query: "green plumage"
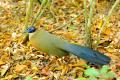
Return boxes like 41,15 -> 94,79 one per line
29,29 -> 69,57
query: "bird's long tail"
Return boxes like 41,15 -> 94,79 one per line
62,43 -> 111,66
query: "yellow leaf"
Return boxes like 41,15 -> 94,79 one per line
61,65 -> 69,75
64,32 -> 77,40
45,25 -> 54,31
69,60 -> 86,67
107,48 -> 114,53
103,28 -> 111,35
0,60 -> 5,65
15,64 -> 27,73
98,19 -> 103,29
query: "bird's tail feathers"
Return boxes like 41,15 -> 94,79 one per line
62,44 -> 111,66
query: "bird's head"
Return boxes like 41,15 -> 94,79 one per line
26,26 -> 36,33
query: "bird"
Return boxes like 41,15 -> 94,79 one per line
26,26 -> 111,66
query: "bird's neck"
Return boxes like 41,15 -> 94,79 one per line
29,32 -> 35,40
28,29 -> 46,39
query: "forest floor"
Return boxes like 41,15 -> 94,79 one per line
0,0 -> 120,80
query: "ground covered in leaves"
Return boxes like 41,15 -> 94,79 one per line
0,0 -> 120,80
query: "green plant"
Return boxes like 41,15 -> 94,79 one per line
75,65 -> 117,80
25,76 -> 32,80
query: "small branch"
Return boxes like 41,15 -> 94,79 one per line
83,0 -> 88,47
31,0 -> 49,26
85,0 -> 96,48
24,0 -> 34,30
49,0 -> 58,23
83,0 -> 88,28
22,0 -> 34,44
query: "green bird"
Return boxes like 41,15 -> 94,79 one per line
26,26 -> 111,66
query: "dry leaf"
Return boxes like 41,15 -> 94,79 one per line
61,65 -> 69,75
64,31 -> 77,40
1,64 -> 10,77
15,64 -> 27,73
69,60 -> 86,67
103,27 -> 112,35
41,67 -> 50,76
0,60 -> 5,66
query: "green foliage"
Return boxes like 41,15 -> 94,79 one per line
84,67 -> 100,77
38,0 -> 48,7
75,65 -> 117,80
25,76 -> 32,80
100,65 -> 109,74
38,0 -> 43,4
75,77 -> 87,80
68,25 -> 77,30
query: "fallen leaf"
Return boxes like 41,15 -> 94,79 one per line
1,64 -> 10,77
61,65 -> 69,75
41,67 -> 50,76
0,60 -> 5,66
15,64 -> 27,73
64,31 -> 77,40
103,27 -> 112,35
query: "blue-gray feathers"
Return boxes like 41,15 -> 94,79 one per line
62,44 -> 111,66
